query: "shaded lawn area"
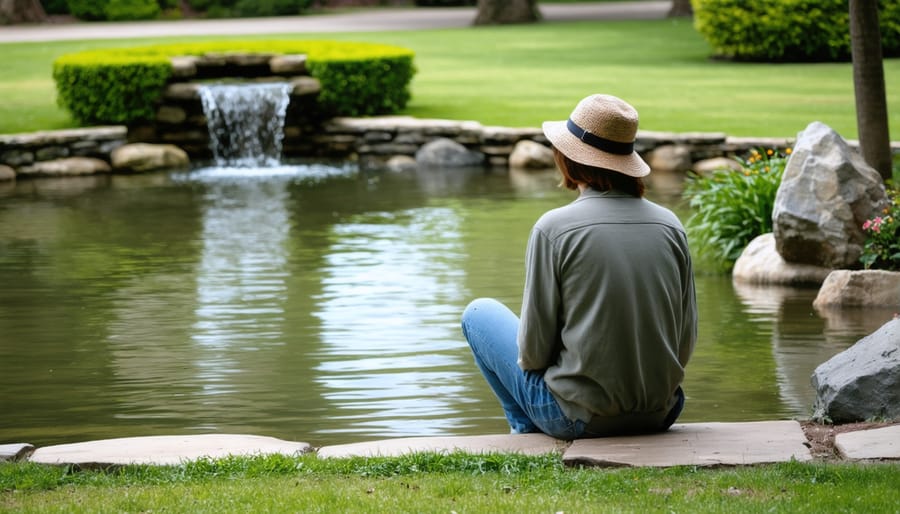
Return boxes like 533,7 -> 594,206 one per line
2,453 -> 900,513
0,18 -> 897,139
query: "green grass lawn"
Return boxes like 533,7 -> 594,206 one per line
1,17 -> 897,138
3,453 -> 900,513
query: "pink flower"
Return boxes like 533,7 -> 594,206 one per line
863,219 -> 872,230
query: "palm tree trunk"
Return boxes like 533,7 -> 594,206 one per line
850,0 -> 892,181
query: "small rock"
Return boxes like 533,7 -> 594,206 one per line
647,144 -> 692,173
415,138 -> 484,168
385,155 -> 417,172
289,76 -> 321,97
732,233 -> 832,286
169,56 -> 198,78
111,143 -> 190,173
691,157 -> 743,176
17,157 -> 111,177
156,106 -> 187,125
813,269 -> 900,309
508,140 -> 555,169
270,54 -> 307,75
0,164 -> 15,181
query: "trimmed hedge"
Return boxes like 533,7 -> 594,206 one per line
53,41 -> 415,126
692,0 -> 900,62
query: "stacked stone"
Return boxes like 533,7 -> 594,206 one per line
0,126 -> 126,180
133,53 -> 320,159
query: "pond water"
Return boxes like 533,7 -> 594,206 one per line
0,163 -> 894,447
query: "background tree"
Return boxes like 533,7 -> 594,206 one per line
0,0 -> 47,23
850,0 -> 892,181
669,0 -> 692,17
473,0 -> 540,25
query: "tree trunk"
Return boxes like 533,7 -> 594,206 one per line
0,0 -> 46,24
850,0 -> 892,181
473,0 -> 540,25
668,0 -> 693,17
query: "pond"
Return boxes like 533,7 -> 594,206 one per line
0,163 -> 894,447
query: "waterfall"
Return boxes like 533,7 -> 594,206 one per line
198,82 -> 292,168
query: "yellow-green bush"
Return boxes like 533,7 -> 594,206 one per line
53,40 -> 415,126
692,0 -> 900,62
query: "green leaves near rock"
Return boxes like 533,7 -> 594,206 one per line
684,148 -> 789,271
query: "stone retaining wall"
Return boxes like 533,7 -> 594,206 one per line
2,118 -> 894,182
129,53 -> 321,159
0,126 -> 127,179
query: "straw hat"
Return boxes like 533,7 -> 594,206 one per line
542,94 -> 650,178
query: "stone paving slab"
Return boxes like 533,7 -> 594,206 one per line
563,421 -> 812,468
0,443 -> 34,462
317,433 -> 567,459
28,434 -> 311,467
835,425 -> 900,460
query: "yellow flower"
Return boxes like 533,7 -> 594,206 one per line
785,148 -> 792,155
767,149 -> 774,156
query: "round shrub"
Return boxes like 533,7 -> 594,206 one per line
53,41 -> 415,126
41,0 -> 70,15
66,0 -> 107,20
692,0 -> 900,62
105,0 -> 161,21
66,0 -> 164,21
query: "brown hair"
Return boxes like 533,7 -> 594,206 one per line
553,148 -> 645,197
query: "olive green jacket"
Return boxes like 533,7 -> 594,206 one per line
518,188 -> 697,431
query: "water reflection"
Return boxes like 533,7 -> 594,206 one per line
0,164 -> 890,447
732,281 -> 896,415
314,207 -> 474,437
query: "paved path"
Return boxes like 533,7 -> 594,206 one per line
0,2 -> 669,43
6,422 -> 899,468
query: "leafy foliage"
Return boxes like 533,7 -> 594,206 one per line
860,187 -> 900,270
308,58 -> 415,117
64,0 -> 170,20
53,56 -> 172,125
52,41 -> 415,126
104,0 -> 162,21
684,148 -> 790,271
202,0 -> 313,18
692,0 -> 900,61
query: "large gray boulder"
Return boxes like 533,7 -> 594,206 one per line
772,122 -> 888,268
732,233 -> 832,286
415,138 -> 484,167
111,143 -> 189,173
811,318 -> 900,422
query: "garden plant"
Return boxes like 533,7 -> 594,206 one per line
52,40 -> 416,125
683,148 -> 790,271
860,186 -> 900,270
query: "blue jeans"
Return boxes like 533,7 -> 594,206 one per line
461,298 -> 684,440
461,298 -> 585,439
